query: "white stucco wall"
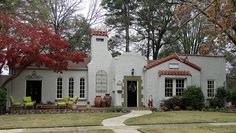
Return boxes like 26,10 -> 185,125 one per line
182,56 -> 226,98
9,69 -> 88,104
112,52 -> 147,106
145,59 -> 201,107
87,35 -> 113,105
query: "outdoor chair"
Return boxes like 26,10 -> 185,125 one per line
68,96 -> 78,109
9,96 -> 21,109
57,96 -> 70,109
23,96 -> 35,109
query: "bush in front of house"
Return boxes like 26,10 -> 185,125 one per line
0,88 -> 7,114
163,96 -> 182,110
208,98 -> 224,108
208,87 -> 230,108
215,87 -> 230,101
109,106 -> 130,113
230,89 -> 236,105
182,86 -> 204,110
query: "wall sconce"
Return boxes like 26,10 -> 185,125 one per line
131,68 -> 134,76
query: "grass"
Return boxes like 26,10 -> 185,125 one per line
125,111 -> 236,125
138,126 -> 236,133
0,112 -> 123,129
43,129 -> 114,133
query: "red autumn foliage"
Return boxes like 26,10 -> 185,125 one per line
0,13 -> 84,87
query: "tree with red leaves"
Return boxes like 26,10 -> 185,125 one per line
0,13 -> 84,88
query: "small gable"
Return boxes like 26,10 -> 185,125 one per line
146,54 -> 201,71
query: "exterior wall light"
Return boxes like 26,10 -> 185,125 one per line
131,68 -> 134,76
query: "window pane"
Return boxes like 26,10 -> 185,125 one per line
165,79 -> 173,97
207,80 -> 215,97
69,78 -> 74,98
80,78 -> 85,98
57,78 -> 62,98
176,79 -> 184,96
96,70 -> 107,93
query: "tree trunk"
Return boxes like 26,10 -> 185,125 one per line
151,29 -> 156,60
124,1 -> 130,52
147,30 -> 150,60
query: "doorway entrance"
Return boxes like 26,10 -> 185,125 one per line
127,81 -> 137,107
26,80 -> 42,104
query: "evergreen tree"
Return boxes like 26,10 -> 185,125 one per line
101,0 -> 137,52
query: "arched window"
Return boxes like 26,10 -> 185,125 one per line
57,78 -> 62,98
69,78 -> 74,98
80,78 -> 85,98
96,70 -> 107,93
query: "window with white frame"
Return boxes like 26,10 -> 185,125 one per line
207,80 -> 215,97
165,78 -> 186,97
165,79 -> 173,97
57,78 -> 62,98
80,78 -> 85,98
69,78 -> 74,98
96,70 -> 107,93
176,79 -> 184,96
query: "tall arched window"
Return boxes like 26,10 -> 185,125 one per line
57,78 -> 62,98
69,78 -> 74,98
80,78 -> 85,98
96,70 -> 107,93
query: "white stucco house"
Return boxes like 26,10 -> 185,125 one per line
3,31 -> 226,108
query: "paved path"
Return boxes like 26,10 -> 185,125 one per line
102,110 -> 152,133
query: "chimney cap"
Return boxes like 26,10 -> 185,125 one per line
91,30 -> 107,36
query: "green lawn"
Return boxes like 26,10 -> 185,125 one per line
139,126 -> 236,133
45,129 -> 114,133
0,112 -> 123,129
125,111 -> 236,125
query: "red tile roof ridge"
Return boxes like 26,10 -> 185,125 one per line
91,30 -> 107,36
158,70 -> 191,77
147,53 -> 201,71
181,54 -> 225,57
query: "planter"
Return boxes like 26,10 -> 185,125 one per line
104,94 -> 112,107
95,96 -> 102,107
162,106 -> 168,112
101,99 -> 107,107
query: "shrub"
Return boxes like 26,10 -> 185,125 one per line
215,87 -> 230,102
183,86 -> 204,110
0,88 -> 7,114
109,106 -> 130,113
230,89 -> 236,105
209,87 -> 230,108
163,96 -> 182,110
150,107 -> 158,112
208,98 -> 224,108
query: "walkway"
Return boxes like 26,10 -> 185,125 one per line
102,110 -> 152,133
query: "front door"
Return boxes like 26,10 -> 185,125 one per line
127,81 -> 137,107
26,80 -> 42,104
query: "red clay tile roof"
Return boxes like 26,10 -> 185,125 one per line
181,54 -> 225,57
91,30 -> 107,36
158,70 -> 191,77
146,54 -> 201,71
